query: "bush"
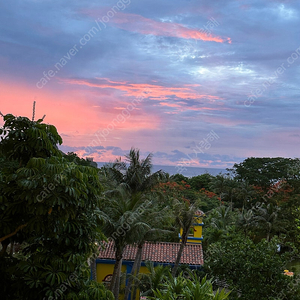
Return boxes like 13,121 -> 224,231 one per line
205,235 -> 300,300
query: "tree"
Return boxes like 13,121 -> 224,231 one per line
280,194 -> 300,247
206,235 -> 300,300
209,175 -> 228,203
0,113 -> 62,165
189,173 -> 214,191
149,270 -> 230,300
134,262 -> 170,298
100,186 -> 153,299
170,173 -> 189,185
171,200 -> 200,276
233,181 -> 256,209
124,203 -> 172,300
197,188 -> 220,212
154,180 -> 193,208
236,208 -> 254,237
223,179 -> 238,208
203,206 -> 235,247
107,148 -> 165,194
64,151 -> 98,167
0,113 -> 111,299
102,148 -> 166,298
251,203 -> 286,242
209,206 -> 234,230
232,157 -> 300,189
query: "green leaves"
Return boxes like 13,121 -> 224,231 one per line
148,271 -> 230,300
0,114 -> 62,165
205,235 -> 298,300
232,157 -> 300,188
44,266 -> 68,286
0,113 -> 108,299
82,281 -> 114,299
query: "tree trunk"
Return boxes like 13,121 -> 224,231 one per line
90,257 -> 97,281
9,241 -> 14,256
266,222 -> 272,242
267,232 -> 270,242
110,247 -> 123,299
113,257 -> 123,300
172,233 -> 187,277
131,244 -> 144,300
124,243 -> 143,300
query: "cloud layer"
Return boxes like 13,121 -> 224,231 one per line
0,0 -> 300,168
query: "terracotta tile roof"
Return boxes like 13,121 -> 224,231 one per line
98,241 -> 203,266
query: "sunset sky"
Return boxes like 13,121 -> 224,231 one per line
1,0 -> 300,168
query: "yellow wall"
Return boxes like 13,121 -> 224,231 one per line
193,216 -> 203,239
192,225 -> 203,239
194,215 -> 203,225
180,215 -> 203,244
139,265 -> 149,275
97,263 -> 127,282
97,262 -> 150,299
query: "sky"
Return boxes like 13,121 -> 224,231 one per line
0,0 -> 300,169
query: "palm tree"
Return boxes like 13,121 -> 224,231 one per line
171,200 -> 199,276
101,148 -> 166,298
108,148 -> 165,194
210,205 -> 233,230
134,262 -> 170,298
101,186 -> 152,299
209,175 -> 228,203
236,208 -> 254,237
234,181 -> 255,209
124,204 -> 172,300
204,206 -> 234,245
251,203 -> 285,242
223,179 -> 238,208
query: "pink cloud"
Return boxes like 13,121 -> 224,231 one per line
74,145 -> 232,169
84,10 -> 231,43
59,77 -> 221,102
0,80 -> 160,148
0,81 -> 101,134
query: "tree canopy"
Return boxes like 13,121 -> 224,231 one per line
0,113 -> 111,299
232,157 -> 300,188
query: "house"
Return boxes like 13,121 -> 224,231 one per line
179,209 -> 204,244
95,210 -> 204,298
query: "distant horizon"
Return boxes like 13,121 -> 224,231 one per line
96,161 -> 227,169
96,161 -> 227,177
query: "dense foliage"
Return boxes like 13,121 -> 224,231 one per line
232,157 -> 300,188
0,114 -> 112,299
206,235 -> 300,300
134,262 -> 230,300
1,113 -> 300,299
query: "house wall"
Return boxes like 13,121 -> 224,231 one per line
96,261 -> 127,282
179,215 -> 203,244
96,260 -> 150,299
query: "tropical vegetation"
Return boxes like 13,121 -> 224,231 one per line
1,113 -> 300,299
